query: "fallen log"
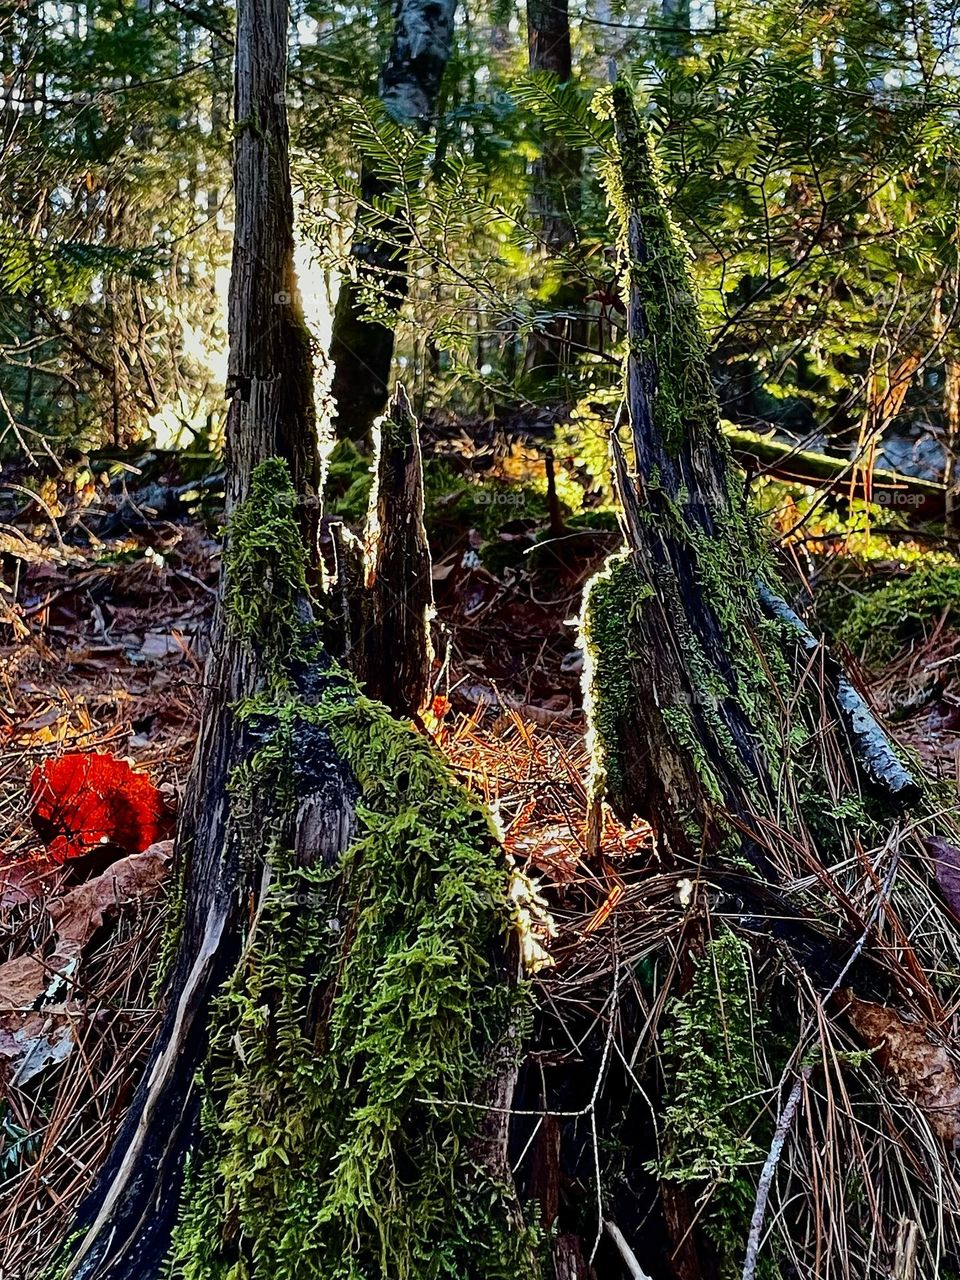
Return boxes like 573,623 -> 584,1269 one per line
725,423 -> 946,522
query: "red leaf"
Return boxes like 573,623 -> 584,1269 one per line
29,753 -> 174,863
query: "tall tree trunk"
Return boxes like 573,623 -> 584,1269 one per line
329,0 -> 456,443
58,4 -> 326,1275
524,0 -> 583,389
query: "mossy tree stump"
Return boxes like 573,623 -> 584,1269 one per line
578,84 -> 949,1280
59,6 -> 531,1278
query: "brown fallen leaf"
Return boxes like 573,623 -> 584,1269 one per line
841,989 -> 960,1146
0,846 -> 171,1007
924,834 -> 960,924
0,857 -> 68,909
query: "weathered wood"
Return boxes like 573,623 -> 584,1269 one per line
59,5 -> 336,1276
352,383 -> 434,718
584,87 -> 918,860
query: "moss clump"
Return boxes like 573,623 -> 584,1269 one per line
653,928 -> 780,1277
167,457 -> 537,1280
580,552 -> 652,809
837,564 -> 960,666
224,458 -> 314,672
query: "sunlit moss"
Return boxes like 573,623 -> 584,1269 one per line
166,457 -> 539,1280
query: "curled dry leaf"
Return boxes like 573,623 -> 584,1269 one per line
841,989 -> 960,1146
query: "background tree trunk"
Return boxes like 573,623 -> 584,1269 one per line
524,0 -> 583,388
329,0 -> 456,442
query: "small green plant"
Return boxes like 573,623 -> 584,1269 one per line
838,564 -> 960,666
654,928 -> 776,1274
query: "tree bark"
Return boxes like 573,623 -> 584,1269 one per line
524,0 -> 583,387
584,86 -> 918,862
580,84 -> 931,1278
58,4 -> 331,1275
352,383 -> 434,718
329,0 -> 456,442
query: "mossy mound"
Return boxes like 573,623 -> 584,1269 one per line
167,459 -> 538,1280
836,563 -> 960,666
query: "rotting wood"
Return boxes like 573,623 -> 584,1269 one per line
353,383 -> 434,719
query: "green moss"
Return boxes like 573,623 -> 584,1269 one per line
599,83 -> 721,457
580,552 -> 652,809
837,564 -> 960,666
224,458 -> 314,676
653,928 -> 781,1278
166,458 -> 538,1280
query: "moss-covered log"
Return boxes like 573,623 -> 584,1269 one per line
724,423 -> 946,522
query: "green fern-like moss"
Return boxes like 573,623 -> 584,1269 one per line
838,564 -> 960,666
166,458 -> 538,1280
653,928 -> 782,1278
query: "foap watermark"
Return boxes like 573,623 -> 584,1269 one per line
474,489 -> 527,509
871,488 -> 930,510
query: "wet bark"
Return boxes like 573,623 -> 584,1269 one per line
329,0 -> 456,442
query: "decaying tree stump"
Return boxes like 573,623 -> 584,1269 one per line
577,84 -> 960,1280
59,6 -> 528,1279
352,383 -> 434,719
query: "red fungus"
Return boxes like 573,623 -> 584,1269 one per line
29,753 -> 173,864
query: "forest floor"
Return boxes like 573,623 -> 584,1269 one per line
1,433 -> 960,1275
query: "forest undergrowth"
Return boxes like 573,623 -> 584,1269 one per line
1,429 -> 960,1277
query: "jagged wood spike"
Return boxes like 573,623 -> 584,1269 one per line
578,81 -> 927,1280
355,382 -> 434,719
583,84 -> 916,842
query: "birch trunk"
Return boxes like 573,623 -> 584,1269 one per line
329,0 -> 456,442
